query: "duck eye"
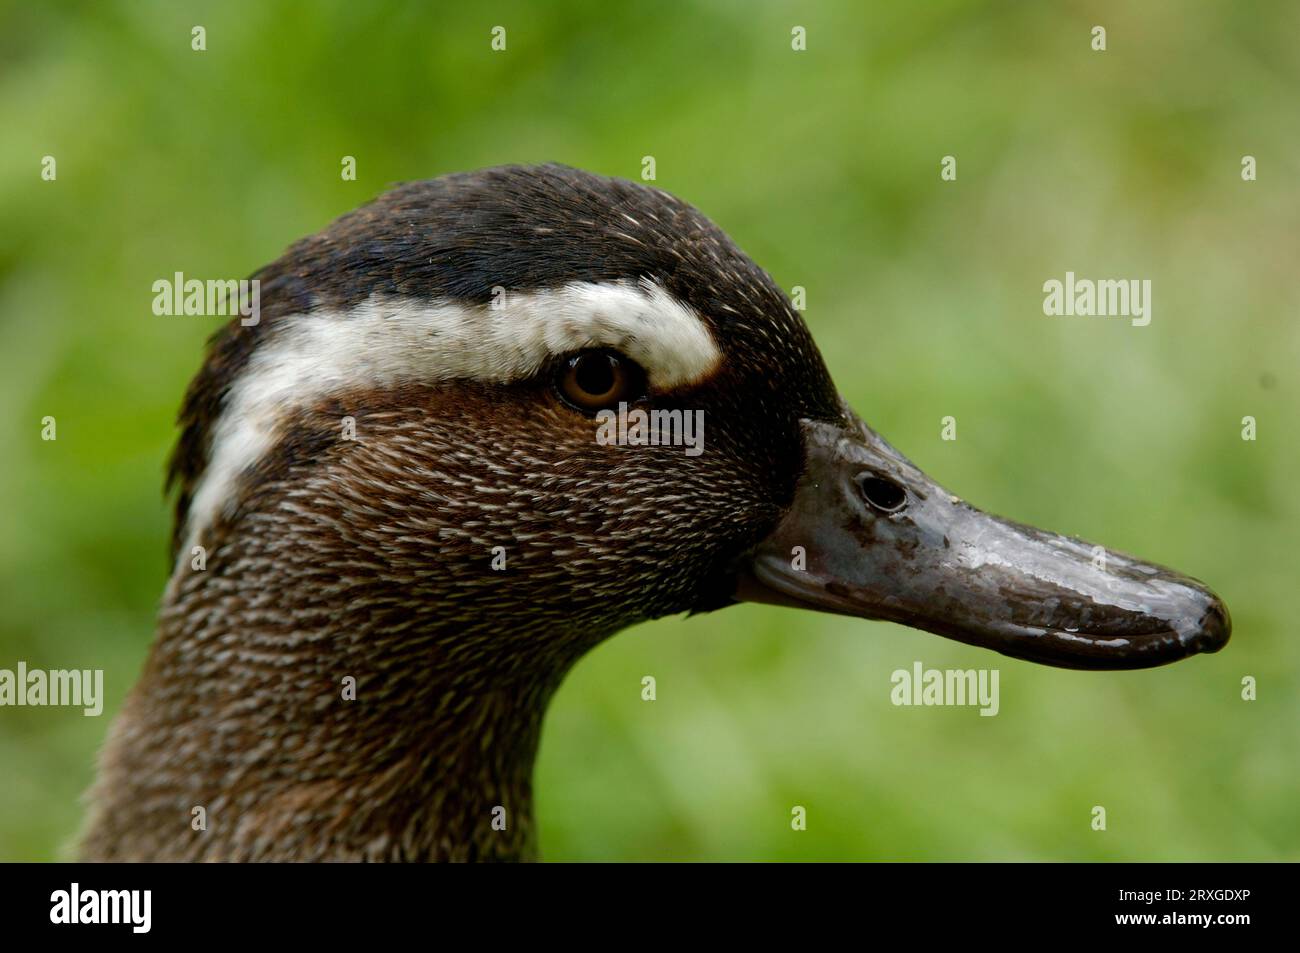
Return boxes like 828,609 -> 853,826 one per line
857,473 -> 907,513
558,350 -> 644,411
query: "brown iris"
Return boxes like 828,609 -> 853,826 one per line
558,350 -> 646,412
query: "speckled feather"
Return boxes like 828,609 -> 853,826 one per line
81,165 -> 843,861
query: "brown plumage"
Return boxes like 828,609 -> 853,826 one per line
81,166 -> 837,861
82,164 -> 1229,862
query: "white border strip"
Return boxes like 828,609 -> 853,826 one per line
178,278 -> 721,561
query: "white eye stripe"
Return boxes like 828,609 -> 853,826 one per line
176,279 -> 721,566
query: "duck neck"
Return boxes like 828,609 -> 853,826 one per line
82,556 -> 598,862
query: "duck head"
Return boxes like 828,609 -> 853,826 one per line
85,164 -> 1228,861
169,163 -> 1228,668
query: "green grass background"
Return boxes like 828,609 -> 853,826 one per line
1,0 -> 1296,861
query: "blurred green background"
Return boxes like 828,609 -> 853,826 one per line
1,0 -> 1296,861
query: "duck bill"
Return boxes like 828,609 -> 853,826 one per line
736,410 -> 1230,670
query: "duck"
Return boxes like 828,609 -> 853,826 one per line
80,163 -> 1230,862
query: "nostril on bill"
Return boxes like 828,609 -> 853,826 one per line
856,473 -> 907,513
